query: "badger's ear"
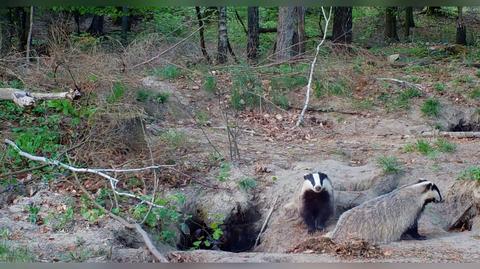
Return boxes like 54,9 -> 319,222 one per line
303,173 -> 310,180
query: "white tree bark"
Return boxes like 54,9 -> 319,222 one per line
295,7 -> 332,127
0,88 -> 81,107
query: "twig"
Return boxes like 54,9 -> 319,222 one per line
66,158 -> 168,263
4,139 -> 165,209
129,26 -> 203,69
134,223 -> 169,262
376,77 -> 424,91
140,120 -> 159,225
88,165 -> 175,173
254,196 -> 279,249
26,6 -> 34,63
296,7 -> 332,127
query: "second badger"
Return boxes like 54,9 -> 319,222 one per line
300,172 -> 335,234
330,179 -> 443,244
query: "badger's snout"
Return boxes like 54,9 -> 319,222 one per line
314,186 -> 322,192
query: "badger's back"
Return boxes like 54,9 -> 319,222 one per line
331,187 -> 423,244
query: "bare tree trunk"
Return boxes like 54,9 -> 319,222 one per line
385,7 -> 399,42
247,6 -> 259,62
26,6 -> 33,63
456,6 -> 466,45
15,7 -> 28,52
293,6 -> 305,55
404,7 -> 415,38
0,9 -> 13,56
87,15 -> 104,36
195,6 -> 211,64
216,6 -> 228,64
276,6 -> 305,61
121,6 -> 130,45
332,7 -> 353,43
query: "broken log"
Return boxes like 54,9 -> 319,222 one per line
0,88 -> 81,107
421,131 -> 480,138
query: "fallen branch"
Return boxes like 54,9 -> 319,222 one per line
296,7 -> 332,127
4,139 -> 164,209
376,77 -> 424,91
254,196 -> 279,249
421,131 -> 480,138
66,160 -> 169,263
0,88 -> 81,107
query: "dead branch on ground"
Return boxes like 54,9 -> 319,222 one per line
4,139 -> 167,209
421,131 -> 480,138
66,157 -> 169,263
0,88 -> 81,107
376,77 -> 424,91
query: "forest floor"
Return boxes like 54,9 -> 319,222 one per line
2,17 -> 480,261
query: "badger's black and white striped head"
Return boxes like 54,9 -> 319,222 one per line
412,180 -> 443,204
302,172 -> 333,194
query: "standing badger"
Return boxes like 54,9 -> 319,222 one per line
330,179 -> 442,244
300,172 -> 335,234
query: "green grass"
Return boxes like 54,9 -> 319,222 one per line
238,177 -> 257,192
434,138 -> 457,153
203,75 -> 217,93
154,92 -> 170,104
271,90 -> 290,109
404,139 -> 456,156
217,161 -> 231,182
458,166 -> 480,181
476,70 -> 480,78
416,139 -> 436,156
377,156 -> 403,174
314,78 -> 352,98
469,88 -> 480,100
0,241 -> 35,262
160,129 -> 188,149
107,82 -> 126,103
151,65 -> 182,80
380,87 -> 422,111
433,82 -> 445,92
136,89 -> 151,102
421,98 -> 441,117
136,89 -> 170,104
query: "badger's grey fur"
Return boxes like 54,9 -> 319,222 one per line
330,179 -> 442,244
300,172 -> 335,234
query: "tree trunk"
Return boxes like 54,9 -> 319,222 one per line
247,6 -> 259,62
293,6 -> 305,55
404,7 -> 415,38
121,6 -> 130,45
385,7 -> 399,42
195,7 -> 211,64
332,7 -> 353,44
87,15 -> 104,36
456,6 -> 466,45
0,9 -> 13,56
15,7 -> 28,52
276,6 -> 305,61
216,6 -> 228,64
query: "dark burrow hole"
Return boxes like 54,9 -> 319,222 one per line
178,205 -> 262,252
448,119 -> 480,132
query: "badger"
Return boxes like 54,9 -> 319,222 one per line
300,172 -> 335,234
330,179 -> 443,244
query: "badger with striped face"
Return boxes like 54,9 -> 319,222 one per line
300,172 -> 335,234
331,179 -> 443,244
